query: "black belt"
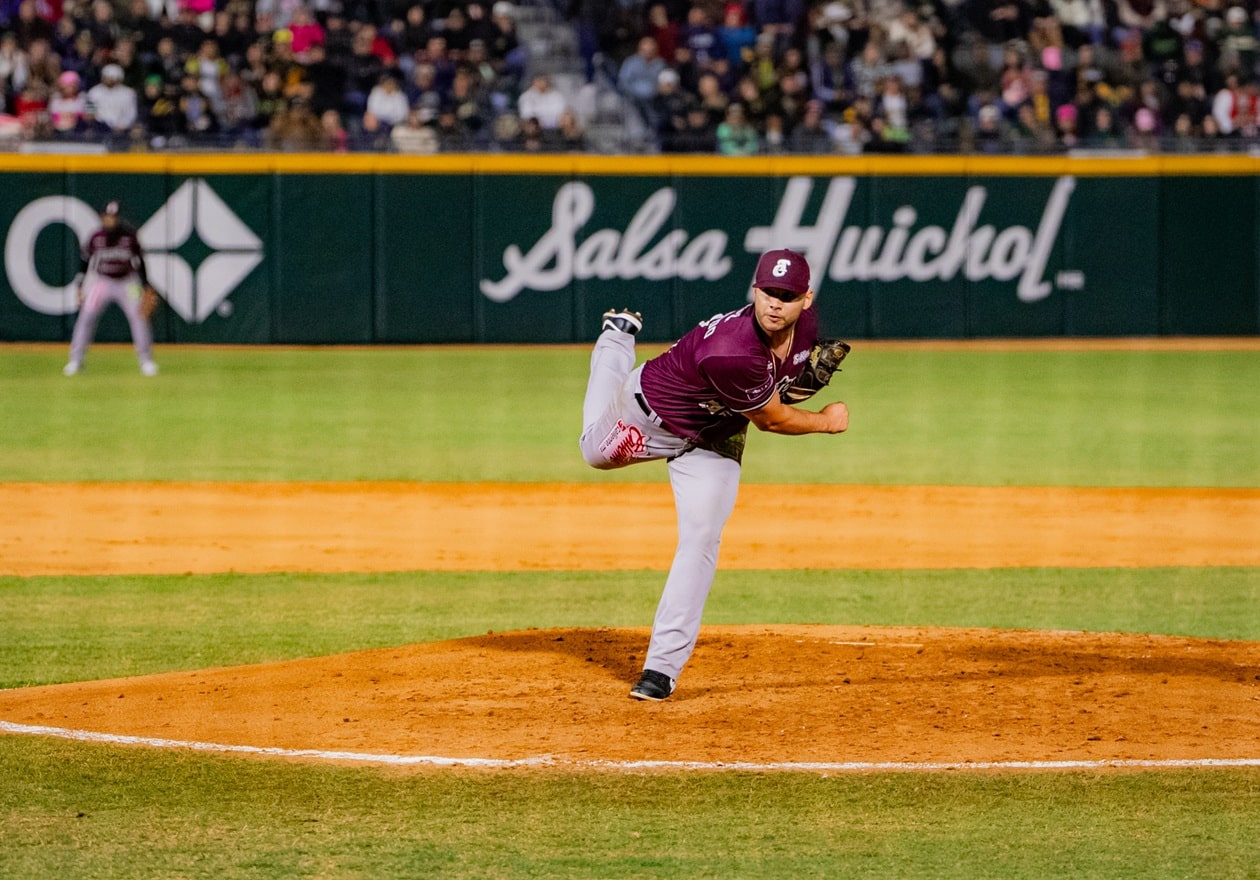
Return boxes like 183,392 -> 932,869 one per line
635,392 -> 662,426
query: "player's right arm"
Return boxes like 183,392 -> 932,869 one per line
747,397 -> 848,435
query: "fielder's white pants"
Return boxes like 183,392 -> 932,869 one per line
580,328 -> 742,682
68,271 -> 153,367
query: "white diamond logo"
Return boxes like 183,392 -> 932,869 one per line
139,179 -> 263,324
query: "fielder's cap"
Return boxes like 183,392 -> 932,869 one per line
103,200 -> 121,216
753,248 -> 811,295
102,63 -> 124,81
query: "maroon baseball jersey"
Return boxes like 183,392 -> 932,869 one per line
82,226 -> 147,281
640,304 -> 821,449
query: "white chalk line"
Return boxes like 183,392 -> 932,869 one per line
4,720 -> 1260,773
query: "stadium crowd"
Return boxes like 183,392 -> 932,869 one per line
1,0 -> 1258,153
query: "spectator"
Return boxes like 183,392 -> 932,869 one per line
48,69 -> 84,133
111,38 -> 146,92
14,79 -> 49,137
343,28 -> 385,113
288,5 -> 324,56
266,96 -> 325,149
716,101 -> 759,154
695,70 -> 729,126
550,106 -> 586,150
788,98 -> 832,151
719,2 -> 756,64
140,78 -> 185,141
677,4 -> 727,79
123,0 -> 163,58
488,1 -> 524,89
810,40 -> 847,107
874,75 -> 910,135
86,62 -> 136,134
516,73 -> 567,128
321,107 -> 348,151
513,113 -> 545,150
217,70 -> 257,135
179,75 -> 219,138
391,106 -> 438,151
185,39 -> 227,114
149,36 -> 184,85
1212,72 -> 1247,135
646,3 -> 678,67
253,69 -> 287,128
400,4 -> 430,56
363,72 -> 408,131
13,0 -> 54,48
887,7 -> 936,61
967,0 -> 1035,45
447,67 -> 491,143
848,40 -> 890,101
0,31 -> 27,94
972,102 -> 1006,152
407,61 -> 442,119
442,6 -> 473,58
301,42 -> 346,115
86,0 -> 119,53
619,36 -> 667,122
1049,0 -> 1106,48
662,102 -> 718,152
747,31 -> 781,93
435,105 -> 477,151
323,13 -> 353,61
1013,101 -> 1057,149
212,12 -> 249,68
651,66 -> 691,142
1054,101 -> 1080,147
1086,103 -> 1122,146
1218,5 -> 1258,77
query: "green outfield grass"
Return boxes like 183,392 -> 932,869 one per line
2,344 -> 1258,486
3,736 -> 1258,880
2,342 -> 1259,878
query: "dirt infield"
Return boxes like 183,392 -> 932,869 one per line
2,626 -> 1258,767
2,481 -> 1258,769
4,482 -> 1260,576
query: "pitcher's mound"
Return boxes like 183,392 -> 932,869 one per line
2,626 -> 1258,769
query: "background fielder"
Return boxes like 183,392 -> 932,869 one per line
63,200 -> 160,377
580,248 -> 850,701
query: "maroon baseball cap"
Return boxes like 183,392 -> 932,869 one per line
753,248 -> 811,294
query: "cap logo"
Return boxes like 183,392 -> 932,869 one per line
772,258 -> 791,278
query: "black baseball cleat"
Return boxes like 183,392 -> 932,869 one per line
601,308 -> 643,336
629,669 -> 675,702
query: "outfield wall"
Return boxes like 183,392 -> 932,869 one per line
1,154 -> 1257,344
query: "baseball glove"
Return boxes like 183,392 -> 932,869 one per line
781,338 -> 851,404
140,284 -> 161,320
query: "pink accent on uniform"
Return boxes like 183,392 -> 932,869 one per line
599,419 -> 646,464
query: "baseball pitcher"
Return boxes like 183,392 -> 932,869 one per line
580,248 -> 850,701
63,200 -> 160,377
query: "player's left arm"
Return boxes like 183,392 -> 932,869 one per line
130,232 -> 160,318
747,396 -> 848,435
130,231 -> 150,287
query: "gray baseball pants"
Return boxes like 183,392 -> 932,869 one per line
580,328 -> 742,682
68,272 -> 153,367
